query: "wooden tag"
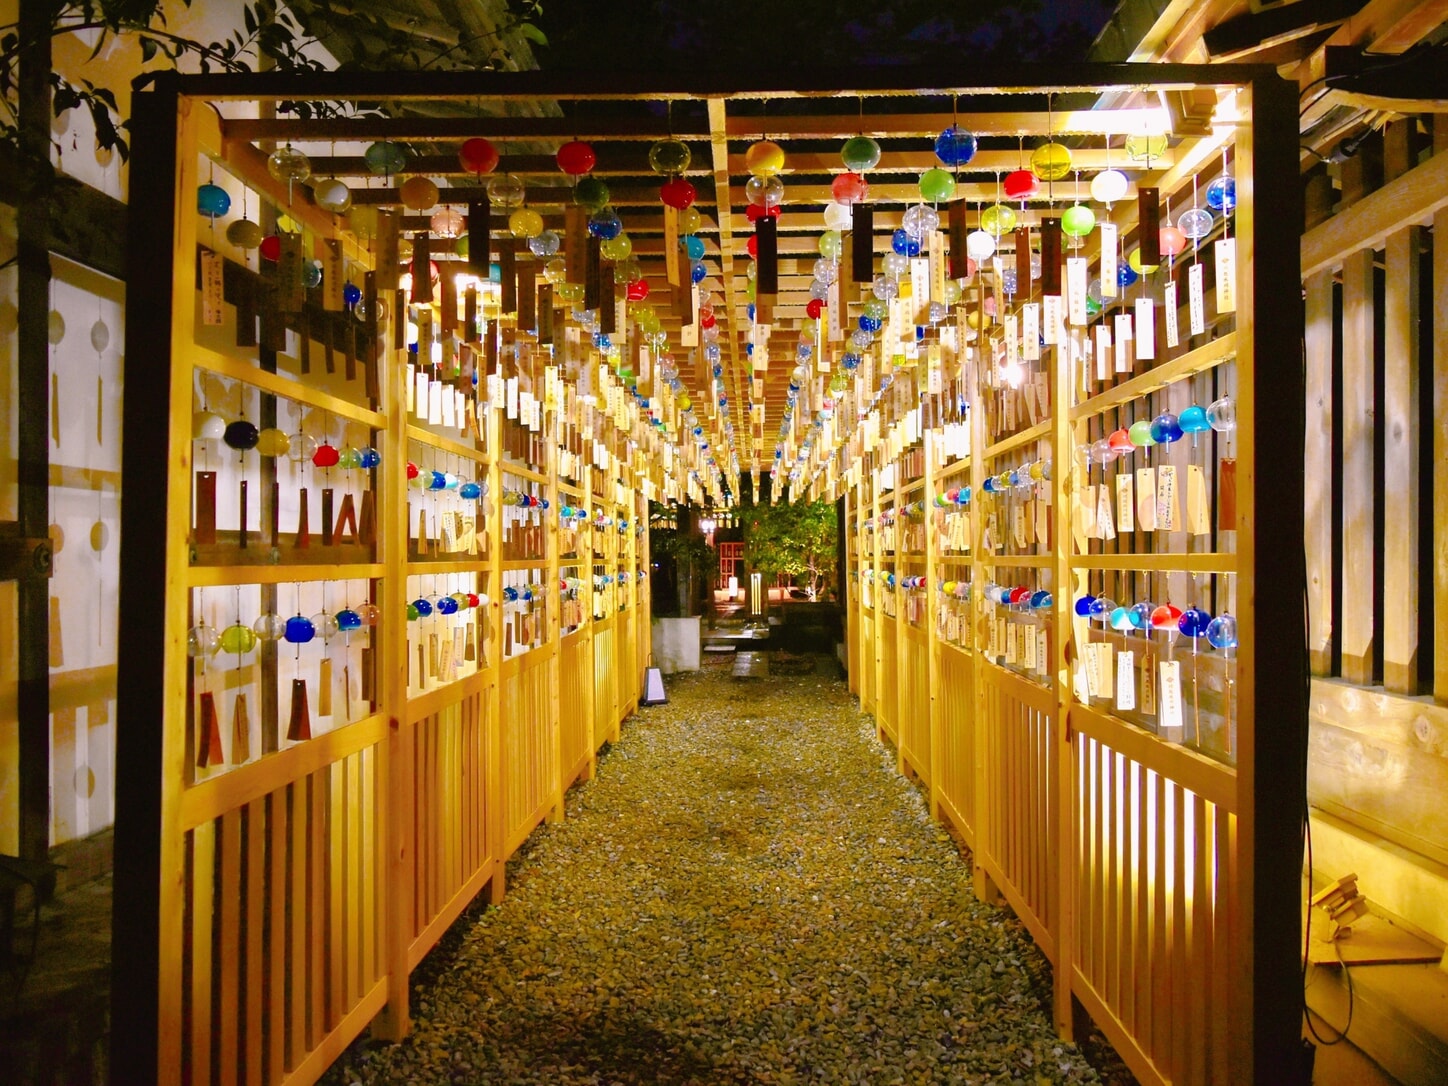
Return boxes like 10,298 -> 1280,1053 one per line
201,250 -> 224,326
230,693 -> 250,764
1188,262 -> 1205,335
1186,464 -> 1210,536
1219,458 -> 1238,527
1214,238 -> 1236,313
1164,281 -> 1179,348
1159,660 -> 1183,731
318,657 -> 332,716
194,471 -> 217,544
1096,482 -> 1116,540
1156,463 -> 1179,531
1085,639 -> 1105,697
1116,651 -> 1136,711
1135,468 -> 1157,532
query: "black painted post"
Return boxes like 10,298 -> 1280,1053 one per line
111,72 -> 181,1086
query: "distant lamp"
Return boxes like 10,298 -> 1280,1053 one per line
642,658 -> 668,705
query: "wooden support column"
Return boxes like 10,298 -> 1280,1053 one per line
374,188 -> 412,1041
925,429 -> 942,822
1304,269 -> 1334,676
1339,246 -> 1376,685
15,0 -> 53,866
1436,126 -> 1448,701
486,405 -> 506,903
546,401 -> 564,824
1382,225 -> 1421,692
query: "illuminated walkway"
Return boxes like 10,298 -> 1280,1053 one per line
324,657 -> 1101,1085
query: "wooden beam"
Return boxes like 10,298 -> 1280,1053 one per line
224,105 -> 1173,145
1340,246 -> 1376,686
1364,0 -> 1448,53
1202,0 -> 1360,62
1301,144 -> 1448,278
307,147 -> 1173,179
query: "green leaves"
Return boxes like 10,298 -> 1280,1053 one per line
744,499 -> 838,597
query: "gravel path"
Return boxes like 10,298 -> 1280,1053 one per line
326,657 -> 1101,1085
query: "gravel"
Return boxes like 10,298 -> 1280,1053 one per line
324,656 -> 1103,1085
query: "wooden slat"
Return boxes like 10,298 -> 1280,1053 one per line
243,799 -> 265,1086
1382,225 -> 1421,692
217,808 -> 241,1086
190,821 -> 216,1086
1304,269 -> 1335,675
1340,247 -> 1376,685
266,789 -> 287,1083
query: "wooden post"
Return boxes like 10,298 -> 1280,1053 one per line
1339,245 -> 1376,685
1382,225 -> 1421,693
925,429 -> 942,821
546,399 -> 565,824
15,0 -> 53,867
112,73 -> 195,1084
374,167 -> 413,1041
1304,269 -> 1334,676
1051,299 -> 1077,1040
1240,73 -> 1309,1086
486,405 -> 506,904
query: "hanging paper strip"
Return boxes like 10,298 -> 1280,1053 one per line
321,238 -> 344,312
1039,217 -> 1062,297
1138,187 -> 1161,268
287,679 -> 311,742
585,236 -> 602,311
198,692 -> 224,768
565,206 -> 587,285
663,204 -> 681,287
194,471 -> 217,545
499,242 -> 517,315
273,233 -> 303,313
755,215 -> 778,301
518,260 -> 536,333
467,198 -> 491,275
851,203 -> 874,284
948,201 -> 969,280
376,209 -> 399,291
411,232 -> 433,305
1099,221 -> 1118,299
438,264 -> 457,333
538,283 -> 554,345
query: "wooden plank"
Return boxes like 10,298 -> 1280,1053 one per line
266,790 -> 287,1084
288,783 -> 307,1068
1308,678 -> 1448,868
1382,226 -> 1421,692
1340,247 -> 1377,685
1304,269 -> 1335,675
1301,147 -> 1448,278
243,799 -> 265,1086
215,810 -> 240,1086
190,821 -> 216,1086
